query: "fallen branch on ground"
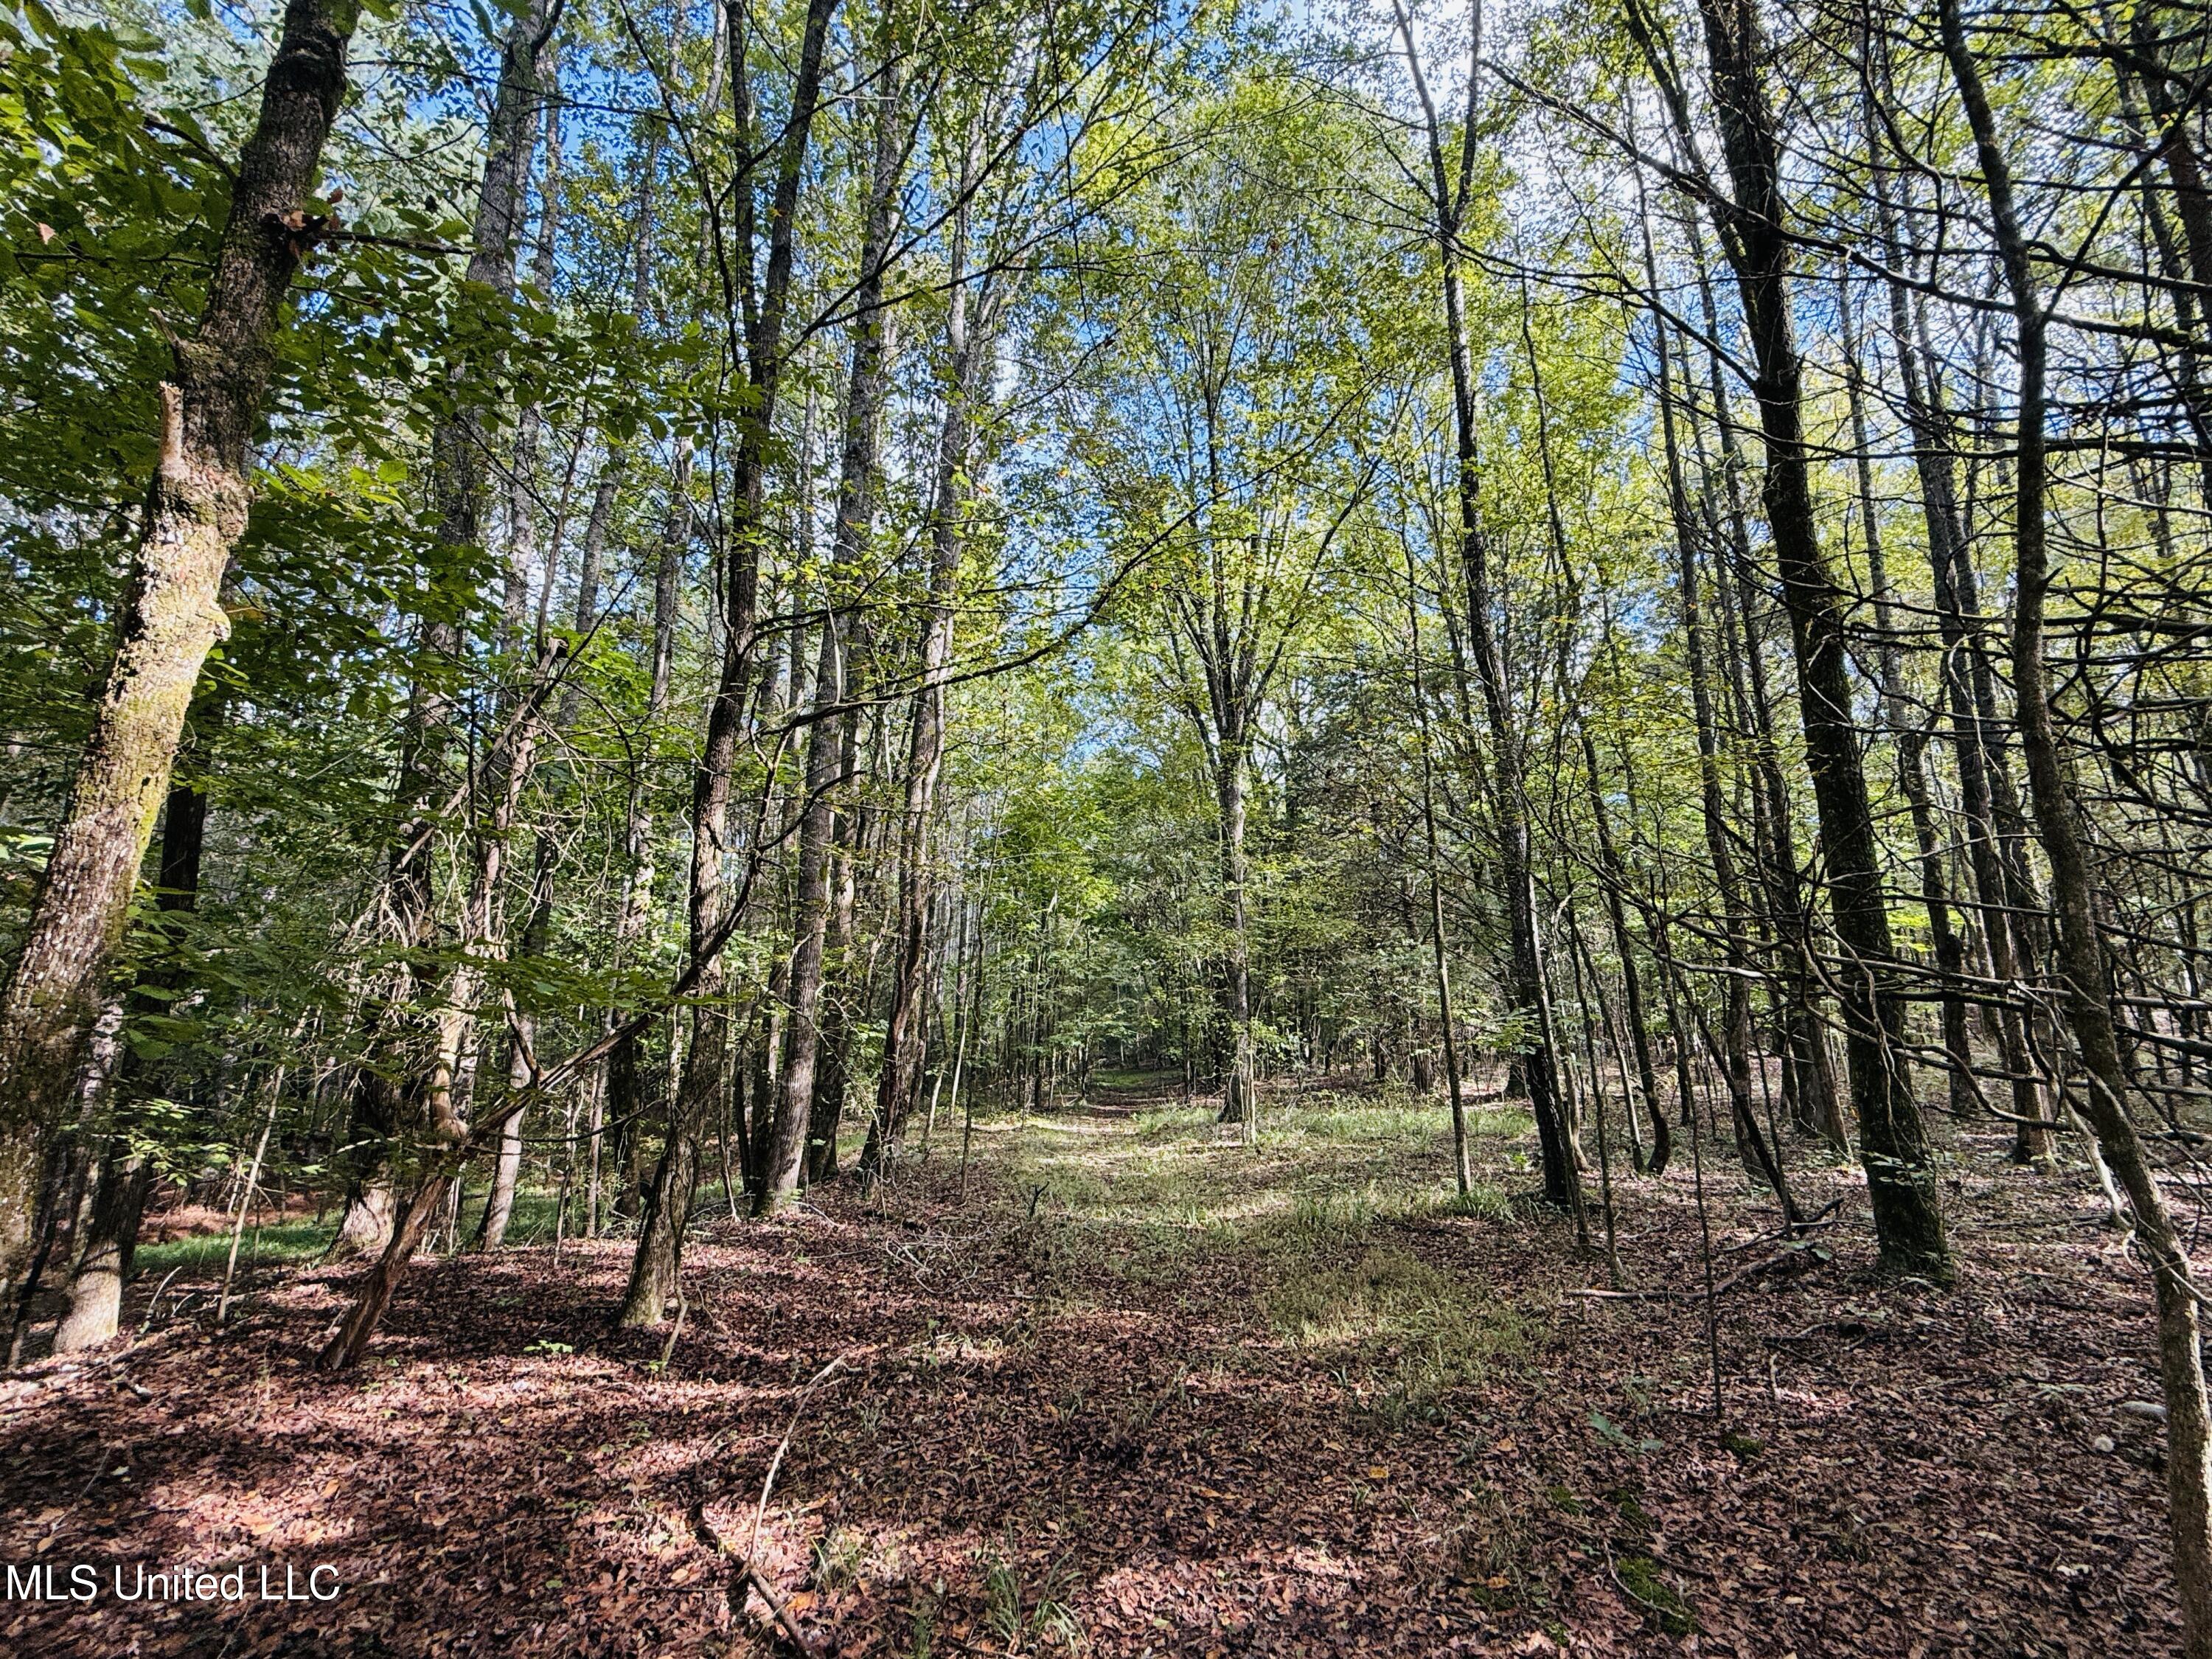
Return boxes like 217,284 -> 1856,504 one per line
689,1500 -> 813,1653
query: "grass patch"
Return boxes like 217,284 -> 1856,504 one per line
1266,1241 -> 1526,1425
1435,1185 -> 1515,1221
993,1088 -> 1531,1237
976,1088 -> 1537,1376
135,1218 -> 333,1278
978,1548 -> 1082,1652
133,1178 -> 662,1282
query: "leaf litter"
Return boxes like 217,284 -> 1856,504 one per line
0,1090 -> 2188,1657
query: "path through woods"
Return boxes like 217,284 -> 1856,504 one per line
1,1077 -> 2182,1655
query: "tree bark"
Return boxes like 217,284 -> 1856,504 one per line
52,1150 -> 151,1354
1391,0 -> 1578,1206
761,58 -> 905,1208
859,159 -> 987,1186
415,0 -> 558,1144
807,698 -> 875,1181
474,835 -> 554,1251
1403,541 -> 1472,1195
1859,55 -> 2056,1164
1580,726 -> 1669,1174
1660,0 -> 1947,1273
1646,213 -> 1794,1214
1838,275 -> 1976,1126
335,0 -> 557,1251
602,437 -> 687,1228
0,0 -> 359,1296
1671,153 -> 1844,1152
53,707 -> 218,1351
1213,736 -> 1259,1143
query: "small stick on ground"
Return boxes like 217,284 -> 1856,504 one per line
218,1084 -> 282,1324
690,1500 -> 813,1653
749,1354 -> 849,1560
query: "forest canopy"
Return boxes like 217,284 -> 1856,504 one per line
4,0 -> 2212,1649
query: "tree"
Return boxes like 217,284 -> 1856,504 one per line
1390,0 -> 1580,1208
0,0 -> 361,1300
1624,0 -> 1947,1276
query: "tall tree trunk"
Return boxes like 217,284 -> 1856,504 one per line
474,832 -> 554,1251
1404,542 -> 1472,1194
1391,0 -> 1578,1207
619,0 -> 838,1324
563,113 -> 661,727
415,0 -> 558,1145
1644,200 -> 1795,1214
1213,731 -> 1259,1143
335,0 -> 557,1251
807,695 -> 876,1180
1860,85 -> 2055,1164
0,0 -> 360,1296
601,437 -> 686,1225
475,103 -> 575,1256
1940,8 -> 2212,1642
425,652 -> 546,1140
1839,276 -> 1976,1123
1581,725 -> 1669,1174
499,57 -> 563,643
51,1147 -> 150,1354
761,58 -> 905,1208
1654,0 -> 1947,1273
860,167 -> 985,1186
55,698 -> 219,1352
1670,187 -> 1843,1150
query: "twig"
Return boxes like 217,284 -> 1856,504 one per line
679,1350 -> 856,1650
218,1084 -> 283,1324
748,1355 -> 850,1562
1564,1286 -> 1675,1301
1562,1245 -> 1818,1305
689,1501 -> 814,1653
139,1268 -> 183,1334
658,1282 -> 688,1371
741,1559 -> 812,1651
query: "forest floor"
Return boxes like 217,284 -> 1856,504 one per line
0,1074 -> 2191,1657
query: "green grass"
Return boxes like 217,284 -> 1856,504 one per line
991,1085 -> 1521,1236
976,1085 -> 1530,1419
1085,1066 -> 1182,1091
1612,1553 -> 1695,1636
135,1217 -> 334,1278
1265,1234 -> 1528,1426
130,1178 -> 622,1280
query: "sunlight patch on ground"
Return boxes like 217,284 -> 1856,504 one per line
1265,1240 -> 1529,1426
965,1088 -> 1534,1427
987,1088 -> 1529,1239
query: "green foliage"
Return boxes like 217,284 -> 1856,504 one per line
134,1217 -> 331,1278
1587,1410 -> 1661,1456
978,1548 -> 1083,1654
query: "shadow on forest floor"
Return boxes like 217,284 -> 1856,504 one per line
0,1077 -> 2188,1657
